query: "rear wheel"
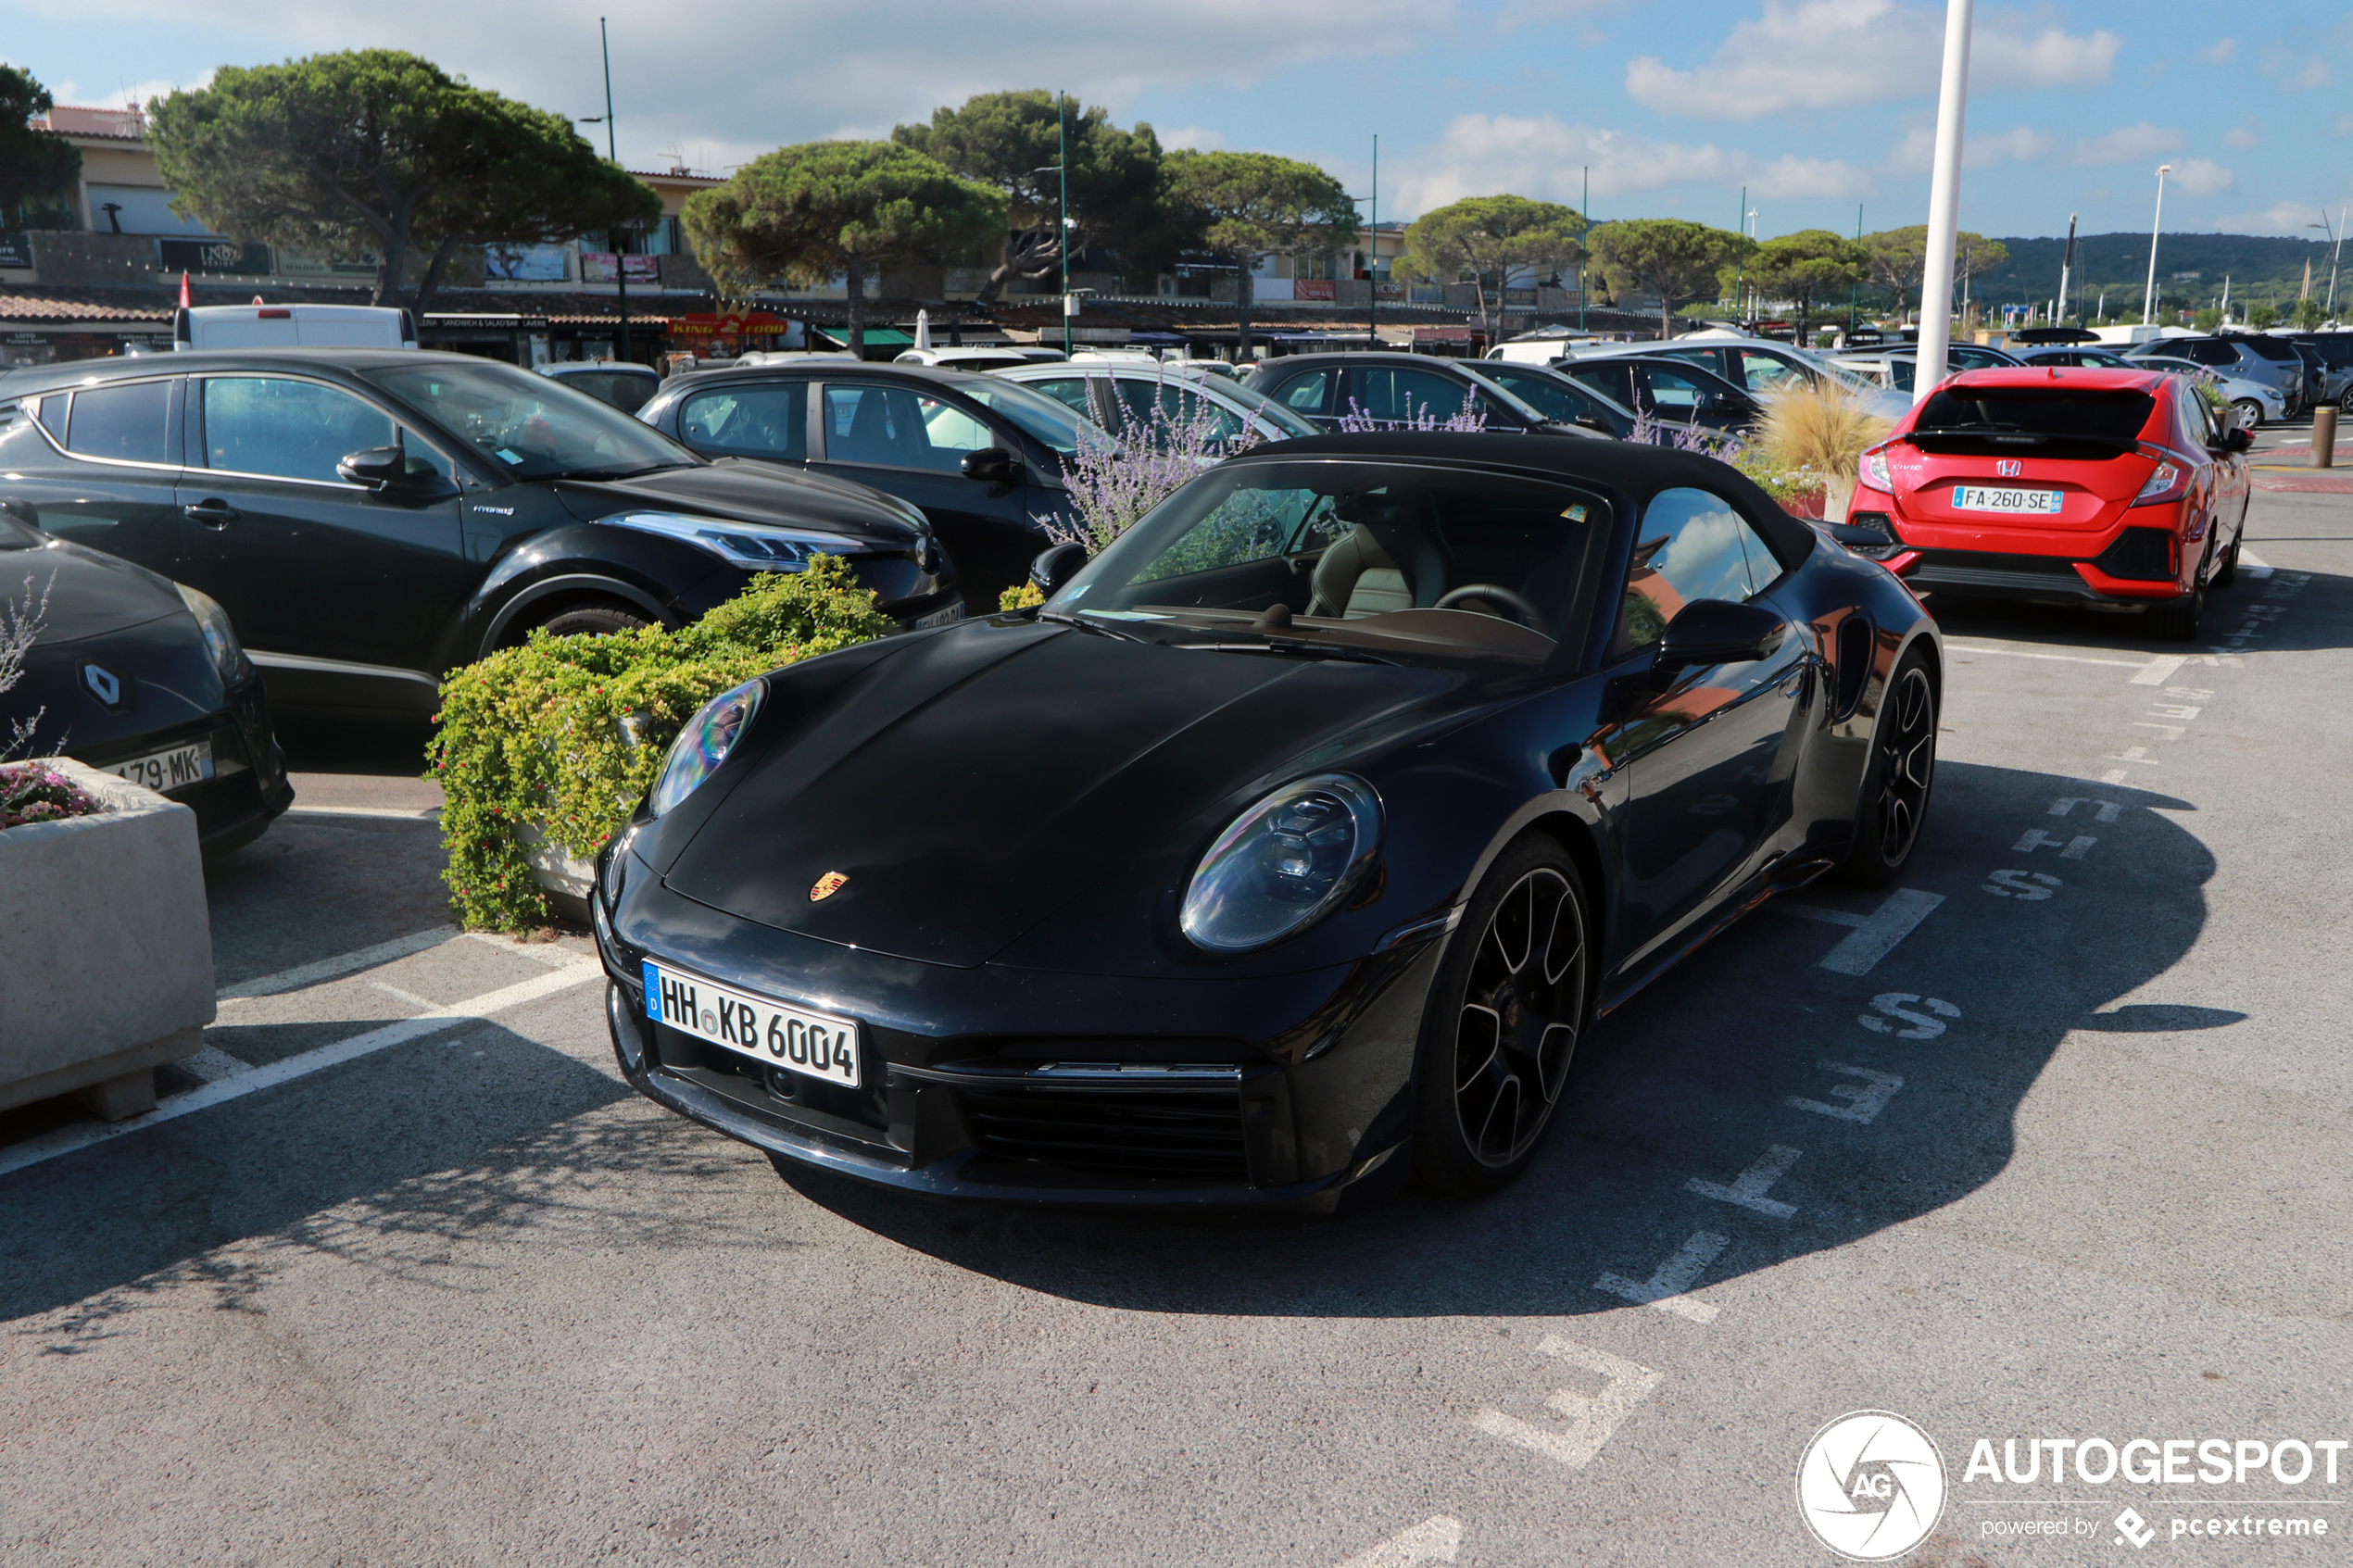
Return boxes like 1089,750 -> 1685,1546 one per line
2211,528 -> 2240,590
1837,651 -> 1937,887
2233,398 -> 2264,430
1412,838 -> 1592,1198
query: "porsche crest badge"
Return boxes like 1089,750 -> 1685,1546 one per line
810,872 -> 849,902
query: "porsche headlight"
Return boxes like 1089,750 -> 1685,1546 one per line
601,510 -> 849,571
175,583 -> 253,685
1180,774 -> 1382,953
648,679 -> 762,816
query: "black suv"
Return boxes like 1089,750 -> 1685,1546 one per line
1242,352 -> 1602,438
0,351 -> 959,717
638,362 -> 1097,612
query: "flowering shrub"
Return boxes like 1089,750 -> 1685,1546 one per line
1046,371 -> 1263,553
0,761 -> 102,830
1335,396 -> 1488,434
0,570 -> 55,761
429,557 -> 898,932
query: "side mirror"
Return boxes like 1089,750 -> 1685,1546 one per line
1029,540 -> 1088,596
961,446 -> 1019,484
1653,598 -> 1788,672
2218,425 -> 2254,453
0,496 -> 39,531
336,445 -> 408,490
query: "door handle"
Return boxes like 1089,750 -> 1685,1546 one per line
182,499 -> 239,527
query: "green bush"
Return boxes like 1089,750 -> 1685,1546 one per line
428,557 -> 898,932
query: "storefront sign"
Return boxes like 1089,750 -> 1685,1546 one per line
0,232 -> 31,270
1412,326 -> 1479,343
422,315 -> 550,332
668,312 -> 787,338
582,253 -> 660,284
157,238 -> 273,275
1294,280 -> 1337,301
484,243 -> 571,282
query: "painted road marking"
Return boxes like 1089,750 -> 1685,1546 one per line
2238,547 -> 2272,578
1594,1232 -> 1729,1322
175,1045 -> 252,1084
1335,1515 -> 1462,1568
1687,1145 -> 1802,1218
218,925 -> 463,1001
0,960 -> 600,1180
1473,1336 -> 1664,1469
1788,1062 -> 1904,1124
2133,721 -> 2187,740
2107,745 -> 2158,766
2049,798 -> 2122,822
1984,870 -> 2062,900
283,804 -> 441,822
1859,994 -> 1959,1038
370,982 -> 441,1011
1945,642 -> 2152,671
2130,655 -> 2188,686
1770,887 -> 1945,975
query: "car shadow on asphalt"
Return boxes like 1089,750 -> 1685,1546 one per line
0,1024 -> 758,1337
1923,560 -> 2344,653
777,758 -> 2225,1320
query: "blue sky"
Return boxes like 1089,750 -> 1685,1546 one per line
9,1 -> 2353,240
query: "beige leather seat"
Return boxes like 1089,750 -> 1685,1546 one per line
1308,527 -> 1416,618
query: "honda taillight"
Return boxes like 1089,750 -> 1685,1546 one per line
2131,445 -> 2191,507
1860,444 -> 1893,493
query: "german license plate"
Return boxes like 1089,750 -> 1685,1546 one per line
107,736 -> 213,793
912,601 -> 964,629
641,960 -> 861,1087
1953,485 -> 2063,515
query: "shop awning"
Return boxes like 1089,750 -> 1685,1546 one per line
810,326 -> 914,348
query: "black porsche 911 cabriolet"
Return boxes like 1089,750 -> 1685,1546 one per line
593,433 -> 1940,1210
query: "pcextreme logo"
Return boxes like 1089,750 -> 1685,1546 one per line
1797,1411 -> 1949,1561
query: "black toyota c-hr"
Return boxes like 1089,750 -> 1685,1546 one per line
0,351 -> 961,718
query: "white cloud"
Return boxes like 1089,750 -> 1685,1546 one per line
2204,37 -> 2238,63
2071,121 -> 2185,166
2215,200 -> 2325,235
2294,59 -> 2332,90
21,0 -> 1443,171
2222,126 -> 2260,150
1881,123 -> 2056,173
1391,111 -> 1868,216
2168,158 -> 2235,197
48,70 -> 213,108
1623,0 -> 2120,120
1161,126 -> 1227,152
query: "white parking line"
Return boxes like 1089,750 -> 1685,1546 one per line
1945,641 -> 2155,671
1594,1231 -> 1728,1322
2239,547 -> 2274,579
1771,888 -> 1946,975
283,804 -> 441,822
217,925 -> 461,1001
1472,1336 -> 1663,1470
1335,1515 -> 1463,1568
0,960 -> 600,1179
1687,1145 -> 1803,1218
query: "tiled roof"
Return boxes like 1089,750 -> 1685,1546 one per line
0,291 -> 171,322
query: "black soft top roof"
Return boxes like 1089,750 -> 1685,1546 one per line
1229,431 -> 1818,569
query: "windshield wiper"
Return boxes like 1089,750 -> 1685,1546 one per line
1038,609 -> 1149,642
561,460 -> 689,482
1237,637 -> 1397,666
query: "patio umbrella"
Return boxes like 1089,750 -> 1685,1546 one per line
913,309 -> 933,351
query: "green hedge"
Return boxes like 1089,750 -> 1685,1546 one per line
428,557 -> 898,932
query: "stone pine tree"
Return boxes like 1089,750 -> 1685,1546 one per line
683,141 -> 1003,358
1588,219 -> 1752,341
1159,151 -> 1359,360
1398,194 -> 1587,349
148,50 -> 657,312
890,91 -> 1162,305
1863,225 -> 2007,323
0,67 -> 81,230
1739,229 -> 1869,345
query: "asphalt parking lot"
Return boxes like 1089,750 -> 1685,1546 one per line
4,461 -> 2350,1565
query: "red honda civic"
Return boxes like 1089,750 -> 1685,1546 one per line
1843,366 -> 2252,639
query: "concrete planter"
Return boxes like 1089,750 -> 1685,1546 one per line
518,820 -> 598,927
0,759 -> 213,1120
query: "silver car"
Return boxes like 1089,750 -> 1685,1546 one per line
2122,334 -> 2305,416
2134,357 -> 2286,429
1567,336 -> 1913,420
990,359 -> 1323,446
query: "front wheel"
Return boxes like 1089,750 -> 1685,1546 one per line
1412,838 -> 1592,1198
2233,398 -> 2264,431
1837,650 -> 1938,886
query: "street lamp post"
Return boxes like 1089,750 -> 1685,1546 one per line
579,18 -> 630,360
2310,212 -> 2347,320
2141,163 -> 2172,329
1057,94 -> 1072,359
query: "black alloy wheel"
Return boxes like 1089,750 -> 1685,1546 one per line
1413,837 -> 1592,1196
533,601 -> 651,642
1837,652 -> 1937,887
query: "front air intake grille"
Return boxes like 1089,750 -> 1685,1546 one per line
956,1085 -> 1249,1182
2092,526 -> 2177,582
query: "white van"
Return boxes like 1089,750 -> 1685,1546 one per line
173,303 -> 418,351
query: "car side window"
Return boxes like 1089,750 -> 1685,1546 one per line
1269,368 -> 1333,416
1733,349 -> 1809,393
822,384 -> 997,471
64,380 -> 173,465
1617,486 -> 1780,653
679,382 -> 808,460
200,377 -> 398,484
1630,364 -> 1711,413
1567,363 -> 1633,406
1024,376 -> 1097,417
1112,379 -> 1247,445
1351,365 -> 1474,422
2176,386 -> 2218,449
2189,342 -> 2233,367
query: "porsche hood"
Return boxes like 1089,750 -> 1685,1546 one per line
659,620 -> 1460,968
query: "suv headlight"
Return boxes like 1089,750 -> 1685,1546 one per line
1180,774 -> 1382,953
649,679 -> 762,816
601,510 -> 852,571
176,583 -> 253,685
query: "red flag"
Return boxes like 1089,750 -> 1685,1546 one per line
178,271 -> 191,307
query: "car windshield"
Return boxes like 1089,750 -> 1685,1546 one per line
1913,386 -> 2156,439
1781,347 -> 1876,393
1046,458 -> 1611,661
371,359 -> 692,480
1483,366 -> 1628,425
954,377 -> 1100,456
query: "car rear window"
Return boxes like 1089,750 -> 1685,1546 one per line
2304,335 -> 2353,365
2238,336 -> 2300,363
1913,387 -> 2154,440
66,380 -> 172,464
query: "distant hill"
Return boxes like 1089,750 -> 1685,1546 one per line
1971,232 -> 2343,313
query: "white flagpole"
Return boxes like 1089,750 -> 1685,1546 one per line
1914,0 -> 1974,405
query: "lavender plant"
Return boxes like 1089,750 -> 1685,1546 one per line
1334,395 -> 1488,433
1038,371 -> 1265,554
0,571 -> 54,761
